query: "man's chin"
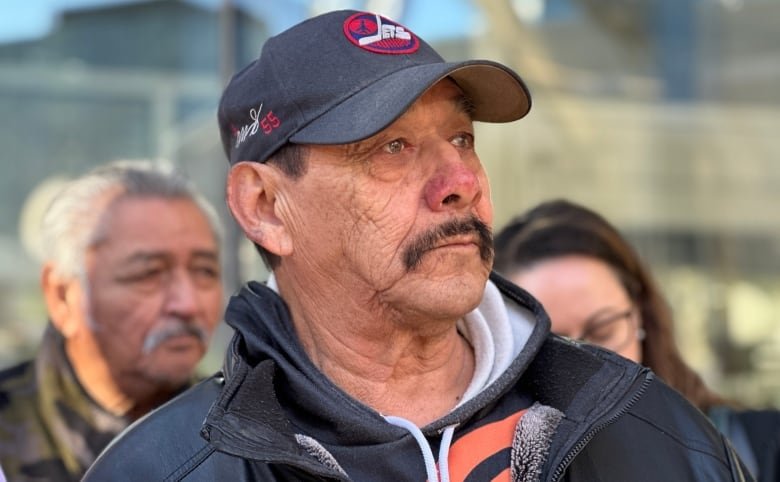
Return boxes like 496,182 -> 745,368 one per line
144,365 -> 199,390
143,346 -> 206,384
161,335 -> 205,353
395,264 -> 488,313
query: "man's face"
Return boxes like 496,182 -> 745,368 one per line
276,80 -> 494,322
80,196 -> 222,392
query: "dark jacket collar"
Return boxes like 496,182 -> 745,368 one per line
200,274 -> 648,481
205,274 -> 553,451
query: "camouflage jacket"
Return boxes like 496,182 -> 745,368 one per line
0,324 -> 129,482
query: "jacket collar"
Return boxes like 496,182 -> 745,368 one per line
34,324 -> 129,473
206,273 -> 552,440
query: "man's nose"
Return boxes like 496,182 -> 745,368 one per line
163,270 -> 199,318
423,143 -> 482,212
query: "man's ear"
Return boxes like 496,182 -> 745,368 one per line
41,263 -> 83,338
226,161 -> 293,257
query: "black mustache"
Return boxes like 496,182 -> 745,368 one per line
403,216 -> 493,271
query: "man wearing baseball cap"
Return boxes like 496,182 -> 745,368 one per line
85,10 -> 750,481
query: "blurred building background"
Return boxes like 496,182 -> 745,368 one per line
0,0 -> 778,407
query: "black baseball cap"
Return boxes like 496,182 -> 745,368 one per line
218,9 -> 532,165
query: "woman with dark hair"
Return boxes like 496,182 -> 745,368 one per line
494,198 -> 779,482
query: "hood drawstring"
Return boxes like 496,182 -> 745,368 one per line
385,416 -> 457,482
438,425 -> 456,482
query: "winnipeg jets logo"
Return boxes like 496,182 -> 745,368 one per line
343,12 -> 419,54
356,16 -> 410,45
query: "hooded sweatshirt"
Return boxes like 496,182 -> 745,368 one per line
84,273 -> 751,481
203,276 -> 562,481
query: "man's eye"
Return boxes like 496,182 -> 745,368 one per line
120,269 -> 161,282
452,133 -> 474,149
384,139 -> 405,154
116,269 -> 167,290
191,266 -> 220,287
193,266 -> 219,278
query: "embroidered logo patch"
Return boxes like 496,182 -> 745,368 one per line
343,12 -> 419,54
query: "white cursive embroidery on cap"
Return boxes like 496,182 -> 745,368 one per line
235,104 -> 263,148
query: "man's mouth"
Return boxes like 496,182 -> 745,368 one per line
159,334 -> 202,352
431,235 -> 480,251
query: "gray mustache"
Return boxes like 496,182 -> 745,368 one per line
141,320 -> 210,354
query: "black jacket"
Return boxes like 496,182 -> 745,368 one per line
85,274 -> 751,481
709,405 -> 780,482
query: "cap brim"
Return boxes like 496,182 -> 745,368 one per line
289,60 -> 531,145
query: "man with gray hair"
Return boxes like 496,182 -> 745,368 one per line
0,160 -> 225,482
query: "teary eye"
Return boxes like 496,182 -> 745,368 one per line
452,133 -> 474,149
384,139 -> 405,154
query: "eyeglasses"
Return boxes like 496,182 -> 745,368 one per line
578,308 -> 645,353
